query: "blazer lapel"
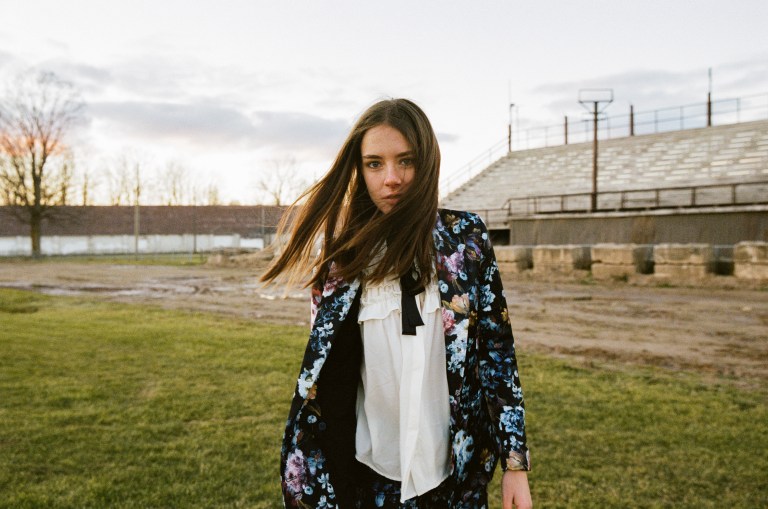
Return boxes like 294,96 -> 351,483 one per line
289,273 -> 360,418
433,211 -> 471,410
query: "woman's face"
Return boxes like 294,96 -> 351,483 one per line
360,124 -> 415,214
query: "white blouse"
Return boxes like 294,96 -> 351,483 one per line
355,275 -> 451,502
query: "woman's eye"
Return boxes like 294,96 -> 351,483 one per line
366,161 -> 381,169
400,159 -> 414,167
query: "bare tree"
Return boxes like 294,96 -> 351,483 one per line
203,182 -> 221,205
157,161 -> 192,205
77,166 -> 93,206
106,153 -> 142,205
0,71 -> 83,256
191,180 -> 221,206
254,156 -> 309,206
57,154 -> 75,205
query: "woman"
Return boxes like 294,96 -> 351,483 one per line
262,98 -> 531,508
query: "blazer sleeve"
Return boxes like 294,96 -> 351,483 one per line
474,218 -> 531,471
310,282 -> 322,327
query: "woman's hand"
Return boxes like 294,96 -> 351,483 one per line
501,470 -> 532,509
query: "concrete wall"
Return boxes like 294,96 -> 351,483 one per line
507,209 -> 768,246
0,234 -> 264,256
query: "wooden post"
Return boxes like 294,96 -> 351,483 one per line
591,102 -> 598,212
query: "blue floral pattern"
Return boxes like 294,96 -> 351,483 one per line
280,209 -> 529,508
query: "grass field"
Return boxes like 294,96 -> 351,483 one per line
1,288 -> 766,508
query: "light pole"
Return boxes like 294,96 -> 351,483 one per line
578,89 -> 613,212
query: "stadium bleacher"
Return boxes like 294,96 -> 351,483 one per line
442,118 -> 768,220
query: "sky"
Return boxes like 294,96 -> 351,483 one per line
1,0 -> 766,205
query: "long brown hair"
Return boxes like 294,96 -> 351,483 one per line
261,98 -> 440,289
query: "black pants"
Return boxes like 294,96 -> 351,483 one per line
355,463 -> 449,509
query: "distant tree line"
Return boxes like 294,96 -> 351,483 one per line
0,69 -> 310,256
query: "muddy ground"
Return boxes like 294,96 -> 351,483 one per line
1,259 -> 766,388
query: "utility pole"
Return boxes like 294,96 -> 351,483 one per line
579,89 -> 613,212
707,67 -> 713,127
508,103 -> 515,153
133,163 -> 141,258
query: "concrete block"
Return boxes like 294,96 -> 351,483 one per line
591,264 -> 635,280
734,241 -> 768,280
591,243 -> 636,265
654,244 -> 714,266
653,244 -> 716,279
734,241 -> 768,263
591,243 -> 653,273
591,244 -> 653,279
533,245 -> 591,273
734,264 -> 768,280
654,264 -> 712,279
495,246 -> 532,273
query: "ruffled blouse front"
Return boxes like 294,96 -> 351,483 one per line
355,275 -> 451,502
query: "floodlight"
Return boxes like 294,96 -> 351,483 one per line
579,88 -> 614,104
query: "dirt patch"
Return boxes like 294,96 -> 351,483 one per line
1,260 -> 766,386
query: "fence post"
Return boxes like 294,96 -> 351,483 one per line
707,92 -> 712,127
630,105 -> 634,136
680,106 -> 684,129
564,115 -> 568,145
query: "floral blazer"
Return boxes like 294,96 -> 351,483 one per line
280,209 -> 530,508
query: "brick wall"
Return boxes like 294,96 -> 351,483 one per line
0,206 -> 287,237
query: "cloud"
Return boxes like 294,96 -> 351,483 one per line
437,132 -> 459,144
89,99 -> 350,156
533,54 -> 768,122
717,54 -> 768,93
38,59 -> 114,94
250,110 -> 350,149
535,68 -> 706,116
0,49 -> 14,68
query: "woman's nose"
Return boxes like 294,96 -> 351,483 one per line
383,164 -> 402,185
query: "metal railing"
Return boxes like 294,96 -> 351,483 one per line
504,180 -> 768,216
439,137 -> 508,197
441,93 -> 768,197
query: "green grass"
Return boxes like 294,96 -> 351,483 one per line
1,253 -> 208,266
1,289 -> 766,508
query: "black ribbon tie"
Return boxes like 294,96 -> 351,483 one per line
400,266 -> 425,335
